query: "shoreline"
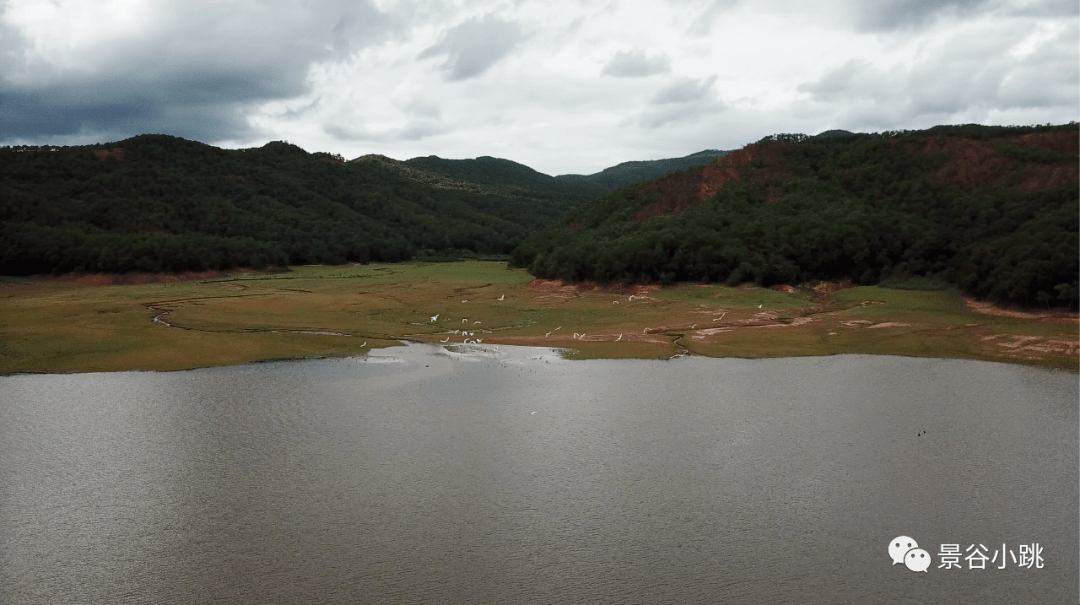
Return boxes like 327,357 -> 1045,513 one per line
2,262 -> 1076,374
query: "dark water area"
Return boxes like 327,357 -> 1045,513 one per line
1,344 -> 1077,604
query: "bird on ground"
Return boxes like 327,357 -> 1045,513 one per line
462,300 -> 468,303
758,304 -> 763,308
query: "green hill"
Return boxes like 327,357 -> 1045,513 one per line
511,123 -> 1079,308
0,135 -> 582,274
554,149 -> 730,192
0,136 -> 732,275
405,149 -> 730,197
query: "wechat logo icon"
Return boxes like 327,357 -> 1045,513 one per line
890,536 -> 931,573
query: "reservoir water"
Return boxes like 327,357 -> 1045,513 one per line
1,344 -> 1076,604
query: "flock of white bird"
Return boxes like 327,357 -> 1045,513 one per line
423,291 -> 762,347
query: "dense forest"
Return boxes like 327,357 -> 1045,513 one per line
0,136 -> 567,274
511,123 -> 1079,308
0,135 -> 727,276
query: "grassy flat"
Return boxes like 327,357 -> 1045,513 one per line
1,261 -> 1076,374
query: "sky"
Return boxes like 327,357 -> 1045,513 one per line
1,0 -> 1076,175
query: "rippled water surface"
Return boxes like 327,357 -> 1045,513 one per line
1,344 -> 1077,604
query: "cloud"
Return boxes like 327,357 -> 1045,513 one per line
601,49 -> 672,77
798,17 -> 1079,128
686,0 -> 741,36
846,0 -> 993,31
650,76 -> 718,104
418,14 -> 523,81
0,0 -> 404,144
324,120 -> 449,143
636,76 -> 723,128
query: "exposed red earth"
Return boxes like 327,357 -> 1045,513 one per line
627,130 -> 1078,225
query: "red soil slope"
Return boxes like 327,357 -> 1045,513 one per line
917,130 -> 1077,191
632,143 -> 794,221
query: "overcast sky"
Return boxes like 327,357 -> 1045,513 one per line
2,0 -> 1076,175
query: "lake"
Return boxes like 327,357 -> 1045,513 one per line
1,343 -> 1076,604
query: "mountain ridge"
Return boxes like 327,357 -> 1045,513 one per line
511,123 -> 1079,308
0,134 -> 730,275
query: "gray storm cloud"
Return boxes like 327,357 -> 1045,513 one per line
846,0 -> 994,30
418,14 -> 523,81
650,76 -> 718,104
0,0 -> 402,144
601,49 -> 672,77
637,76 -> 723,128
800,17 -> 1078,128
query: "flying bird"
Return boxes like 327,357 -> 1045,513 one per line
473,320 -> 481,325
612,300 -> 619,305
498,294 -> 505,301
616,333 -> 622,341
430,314 -> 439,322
440,337 -> 449,343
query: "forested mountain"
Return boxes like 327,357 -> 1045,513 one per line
511,123 -> 1079,308
554,149 -> 730,192
0,135 -> 729,276
405,149 -> 730,197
